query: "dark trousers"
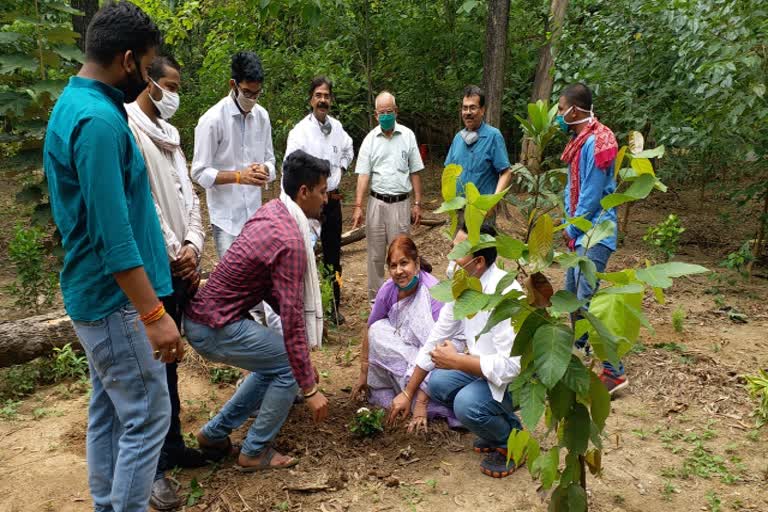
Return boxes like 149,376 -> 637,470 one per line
321,195 -> 343,307
156,275 -> 191,475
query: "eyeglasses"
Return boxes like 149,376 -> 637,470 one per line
376,109 -> 395,115
237,83 -> 263,100
461,105 -> 480,113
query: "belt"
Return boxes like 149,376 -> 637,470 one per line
370,190 -> 409,204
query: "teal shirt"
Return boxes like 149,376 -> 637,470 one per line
44,77 -> 171,321
445,122 -> 511,196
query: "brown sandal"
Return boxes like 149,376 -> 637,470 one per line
234,446 -> 299,473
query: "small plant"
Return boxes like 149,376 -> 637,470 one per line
743,369 -> 768,426
186,478 -> 205,506
1,364 -> 40,398
671,306 -> 685,333
51,344 -> 88,381
705,491 -> 721,512
661,480 -> 678,501
209,366 -> 240,385
0,399 -> 22,420
643,214 -> 685,262
349,407 -> 385,437
6,225 -> 58,312
720,241 -> 754,279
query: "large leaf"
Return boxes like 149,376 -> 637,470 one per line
567,484 -> 588,512
539,447 -> 560,489
630,157 -> 655,176
613,145 -> 627,178
533,323 -> 573,388
496,234 -> 526,260
635,261 -> 709,288
441,164 -> 462,201
528,213 -> 554,271
555,216 -> 593,234
590,291 -> 644,348
549,381 -> 575,421
562,356 -> 591,396
479,296 -> 522,336
563,403 -> 591,454
453,289 -> 489,320
471,187 -> 508,211
429,280 -> 453,303
550,290 -> 588,315
48,1 -> 84,15
0,90 -> 31,117
434,195 -> 466,213
584,219 -> 616,249
589,371 -> 611,431
43,27 -> 80,45
511,309 -> 549,356
518,380 -> 546,431
0,32 -> 24,44
582,311 -> 622,368
506,429 -> 530,466
600,173 -> 656,209
0,53 -> 38,74
632,145 -> 665,159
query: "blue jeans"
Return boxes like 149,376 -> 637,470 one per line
72,305 -> 171,512
428,369 -> 522,448
183,317 -> 299,456
565,243 -> 625,377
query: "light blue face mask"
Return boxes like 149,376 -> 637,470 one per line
396,274 -> 420,292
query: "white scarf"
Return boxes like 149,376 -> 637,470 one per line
125,102 -> 195,249
279,191 -> 324,348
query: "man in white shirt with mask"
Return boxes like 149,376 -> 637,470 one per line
284,77 -> 354,324
192,51 -> 276,258
126,55 -> 210,511
387,222 -> 524,479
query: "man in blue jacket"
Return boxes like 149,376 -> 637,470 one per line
557,82 -> 626,395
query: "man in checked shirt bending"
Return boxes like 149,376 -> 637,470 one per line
184,150 -> 329,471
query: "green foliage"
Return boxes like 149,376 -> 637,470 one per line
51,342 -> 87,381
209,366 -> 241,385
6,224 -> 58,312
0,343 -> 89,400
671,306 -> 685,333
319,263 -> 335,317
349,406 -> 385,437
643,214 -> 685,262
706,491 -> 721,512
720,241 -> 754,279
0,399 -> 21,420
743,369 -> 768,427
186,477 -> 205,507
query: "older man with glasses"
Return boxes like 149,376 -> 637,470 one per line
352,91 -> 424,301
192,51 -> 276,259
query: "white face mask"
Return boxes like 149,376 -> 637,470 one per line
232,88 -> 258,113
460,128 -> 479,145
149,78 -> 179,119
562,105 -> 594,126
446,260 -> 457,279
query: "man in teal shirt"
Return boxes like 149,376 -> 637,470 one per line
43,3 -> 183,511
445,85 -> 512,199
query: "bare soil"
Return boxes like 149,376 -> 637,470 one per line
1,169 -> 767,512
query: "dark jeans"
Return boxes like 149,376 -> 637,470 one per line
156,275 -> 192,477
321,195 -> 343,308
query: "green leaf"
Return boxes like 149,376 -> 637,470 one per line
453,289 -> 489,320
518,380 -> 546,430
585,448 -> 602,475
584,220 -> 616,249
613,146 -> 627,178
506,429 -> 530,466
635,262 -> 709,288
0,32 -> 24,44
550,381 -> 575,421
0,90 -> 31,117
589,370 -> 611,431
567,483 -> 588,512
496,234 -> 526,260
48,1 -> 84,15
578,258 -> 597,288
630,157 -> 655,176
429,280 -> 453,303
632,146 -> 665,159
589,292 -> 644,348
0,53 -> 38,74
441,164 -> 462,202
464,205 -> 485,246
27,79 -> 66,102
623,303 -> 655,335
563,403 -> 590,454
447,239 -> 472,260
528,213 -> 554,271
555,216 -> 593,233
479,296 -> 522,336
533,324 -> 573,389
582,311 -> 622,368
494,271 -> 520,295
15,184 -> 43,203
561,452 -> 581,485
600,173 -> 657,209
435,195 -> 466,213
471,188 -> 508,211
539,447 -> 560,489
550,290 -> 588,314
596,283 -> 644,295
43,27 -> 80,45
562,356 -> 591,396
53,44 -> 85,63
511,309 -> 549,357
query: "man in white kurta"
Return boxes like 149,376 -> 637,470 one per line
285,77 -> 353,323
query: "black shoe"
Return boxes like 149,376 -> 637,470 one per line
173,446 -> 210,468
149,477 -> 182,511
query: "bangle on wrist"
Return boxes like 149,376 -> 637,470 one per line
235,171 -> 241,184
140,303 -> 166,325
354,204 -> 362,208
402,389 -> 412,401
303,385 -> 319,398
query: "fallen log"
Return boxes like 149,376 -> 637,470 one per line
337,217 -> 447,248
0,309 -> 79,368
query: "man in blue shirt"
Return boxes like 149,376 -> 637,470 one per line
557,82 -> 625,395
445,85 -> 512,206
43,3 -> 183,510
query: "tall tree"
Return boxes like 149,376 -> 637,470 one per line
521,0 -> 569,169
481,0 -> 510,129
71,0 -> 98,52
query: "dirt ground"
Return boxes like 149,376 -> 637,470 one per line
1,168 -> 767,512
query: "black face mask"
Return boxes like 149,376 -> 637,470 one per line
120,54 -> 148,103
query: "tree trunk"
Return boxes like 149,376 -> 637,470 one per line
481,0 -> 510,130
746,185 -> 768,279
520,0 -> 570,167
71,0 -> 99,53
0,310 -> 79,368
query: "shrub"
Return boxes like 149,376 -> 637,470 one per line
349,407 -> 385,437
643,214 -> 685,262
6,225 -> 58,312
